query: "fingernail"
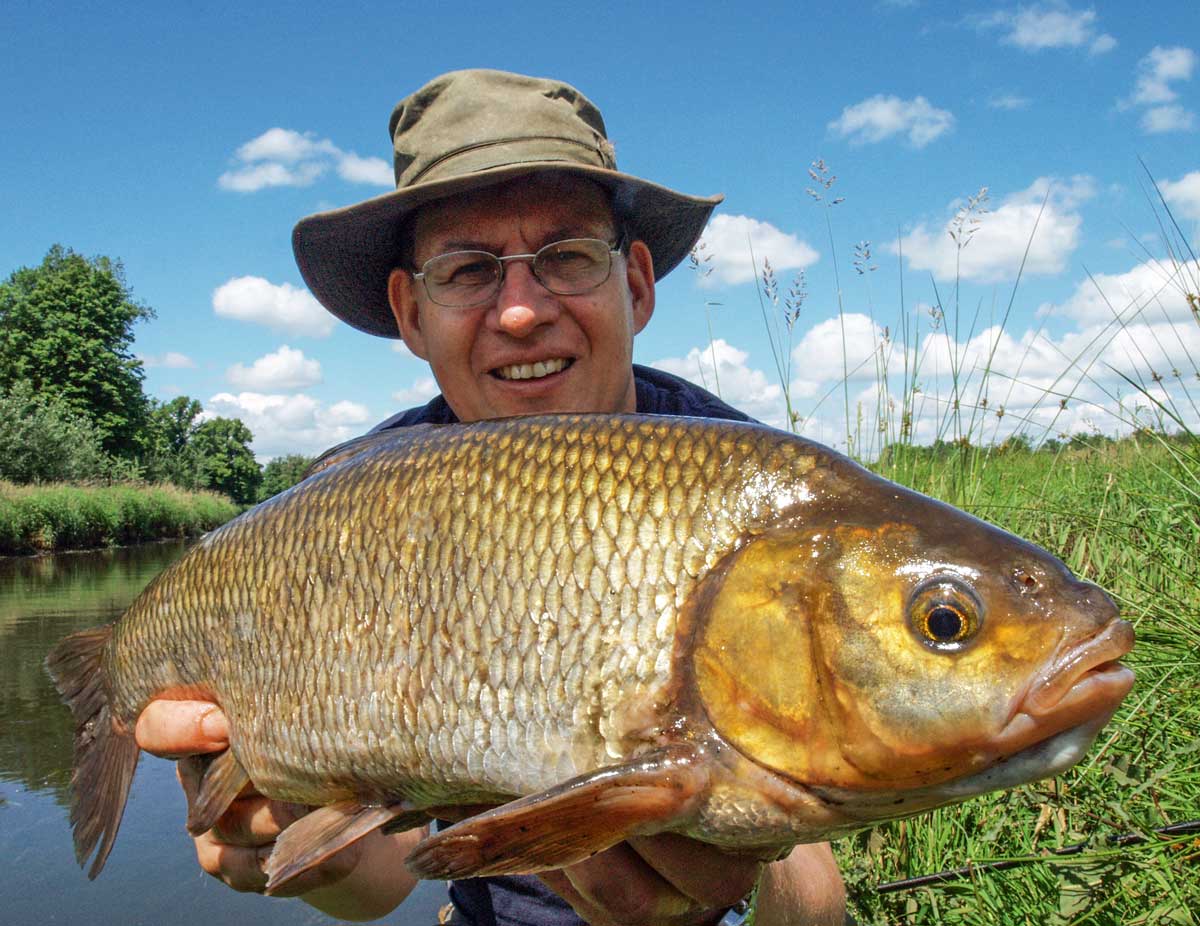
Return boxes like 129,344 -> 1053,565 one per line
200,709 -> 226,742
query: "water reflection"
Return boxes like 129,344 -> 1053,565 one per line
0,542 -> 447,925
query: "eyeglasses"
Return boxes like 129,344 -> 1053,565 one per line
413,238 -> 622,308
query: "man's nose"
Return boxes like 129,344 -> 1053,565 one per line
492,259 -> 560,337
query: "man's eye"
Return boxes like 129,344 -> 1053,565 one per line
444,260 -> 495,285
541,247 -> 594,272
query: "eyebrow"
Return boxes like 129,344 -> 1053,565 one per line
426,225 -> 614,257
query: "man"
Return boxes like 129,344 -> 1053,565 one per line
136,69 -> 848,925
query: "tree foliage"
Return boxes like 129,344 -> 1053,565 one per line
0,245 -> 154,457
258,454 -> 315,501
191,417 -> 261,506
142,396 -> 206,488
0,381 -> 137,483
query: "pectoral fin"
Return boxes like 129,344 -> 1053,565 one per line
185,749 -> 251,836
406,746 -> 709,879
264,800 -> 426,894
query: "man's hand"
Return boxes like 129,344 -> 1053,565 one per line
134,700 -> 418,920
537,834 -> 846,926
536,833 -> 761,925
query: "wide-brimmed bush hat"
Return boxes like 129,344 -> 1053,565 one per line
292,68 -> 723,338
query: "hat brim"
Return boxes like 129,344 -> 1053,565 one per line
292,162 -> 722,338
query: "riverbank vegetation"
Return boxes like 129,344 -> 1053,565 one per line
0,481 -> 238,556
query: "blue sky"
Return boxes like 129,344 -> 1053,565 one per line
3,0 -> 1198,458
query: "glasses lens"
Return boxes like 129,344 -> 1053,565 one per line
422,251 -> 500,306
534,239 -> 613,294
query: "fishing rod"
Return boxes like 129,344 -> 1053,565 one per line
876,819 -> 1200,894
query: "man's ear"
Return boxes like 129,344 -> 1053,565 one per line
387,269 -> 429,359
626,240 -> 656,335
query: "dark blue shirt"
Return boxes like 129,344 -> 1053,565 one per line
375,364 -> 753,926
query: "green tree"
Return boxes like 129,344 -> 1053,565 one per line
0,381 -> 136,483
192,417 -> 261,505
142,396 -> 205,488
258,453 -> 315,502
0,245 -> 153,456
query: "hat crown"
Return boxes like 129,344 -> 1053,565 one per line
389,70 -> 617,189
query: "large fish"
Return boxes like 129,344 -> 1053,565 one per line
47,414 -> 1134,891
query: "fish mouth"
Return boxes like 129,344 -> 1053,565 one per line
994,618 -> 1135,758
491,358 -> 573,381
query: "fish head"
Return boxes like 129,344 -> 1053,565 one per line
692,478 -> 1134,819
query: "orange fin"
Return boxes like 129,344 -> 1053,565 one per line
406,747 -> 709,879
264,800 -> 422,895
185,749 -> 251,836
44,624 -> 140,879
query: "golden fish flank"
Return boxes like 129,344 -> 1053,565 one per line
47,414 -> 1134,891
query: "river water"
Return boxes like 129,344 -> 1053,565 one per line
0,541 -> 449,925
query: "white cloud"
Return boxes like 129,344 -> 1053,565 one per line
235,127 -> 338,163
390,377 -> 440,408
212,276 -> 335,338
1159,171 -> 1200,222
989,93 -> 1031,111
1037,258 -> 1200,325
790,314 -> 892,393
139,351 -> 195,369
205,391 -> 371,459
893,176 -> 1094,283
695,214 -> 819,286
227,345 -> 322,391
828,95 -> 954,148
1120,46 -> 1197,135
392,340 -> 417,358
1141,105 -> 1196,134
218,160 -> 326,192
1130,46 -> 1197,106
337,152 -> 394,186
218,127 -> 392,193
980,4 -> 1115,54
650,339 -> 786,427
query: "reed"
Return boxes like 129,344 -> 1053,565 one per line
0,481 -> 239,556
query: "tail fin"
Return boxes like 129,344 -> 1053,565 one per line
45,625 -> 140,879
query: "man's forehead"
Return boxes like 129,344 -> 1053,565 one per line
412,174 -> 615,250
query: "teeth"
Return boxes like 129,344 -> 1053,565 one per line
496,358 -> 568,381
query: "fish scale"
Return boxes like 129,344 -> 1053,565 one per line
49,413 -> 1134,886
104,416 -> 806,802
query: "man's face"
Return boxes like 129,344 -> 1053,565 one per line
387,175 -> 655,423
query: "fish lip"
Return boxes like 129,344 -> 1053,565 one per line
1024,618 -> 1135,717
996,618 -> 1135,757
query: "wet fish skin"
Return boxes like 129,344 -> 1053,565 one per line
46,413 -> 1134,888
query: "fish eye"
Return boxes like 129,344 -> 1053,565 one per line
909,579 -> 982,651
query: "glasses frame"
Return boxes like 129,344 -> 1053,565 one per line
412,237 -> 624,308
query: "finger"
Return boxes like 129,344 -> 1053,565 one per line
135,700 -> 228,756
628,834 -> 762,910
195,834 -> 269,894
558,841 -> 699,924
210,797 -> 310,847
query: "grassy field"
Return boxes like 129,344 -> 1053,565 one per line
0,480 -> 239,555
825,436 -> 1200,925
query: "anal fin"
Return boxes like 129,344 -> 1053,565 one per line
406,746 -> 709,880
264,800 -> 422,895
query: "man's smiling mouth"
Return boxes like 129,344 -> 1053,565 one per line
493,358 -> 573,381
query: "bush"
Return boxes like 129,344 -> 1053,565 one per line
0,381 -> 134,483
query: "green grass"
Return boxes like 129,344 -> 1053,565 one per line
0,480 -> 239,555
